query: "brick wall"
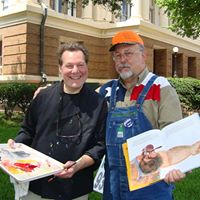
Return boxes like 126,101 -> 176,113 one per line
1,23 -> 200,82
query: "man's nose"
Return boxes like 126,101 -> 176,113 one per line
119,54 -> 128,62
71,65 -> 79,73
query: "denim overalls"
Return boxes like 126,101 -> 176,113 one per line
103,76 -> 174,200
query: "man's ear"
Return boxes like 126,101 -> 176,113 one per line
59,65 -> 62,73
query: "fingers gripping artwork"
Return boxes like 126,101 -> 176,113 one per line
0,143 -> 63,183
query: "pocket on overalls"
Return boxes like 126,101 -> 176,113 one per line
107,120 -> 126,145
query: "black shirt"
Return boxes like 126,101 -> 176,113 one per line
15,82 -> 107,200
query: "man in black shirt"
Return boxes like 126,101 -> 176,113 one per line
8,42 -> 107,200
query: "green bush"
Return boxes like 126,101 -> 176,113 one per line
0,78 -> 199,120
0,83 -> 37,119
168,77 -> 200,113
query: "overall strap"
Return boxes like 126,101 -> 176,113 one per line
109,80 -> 118,111
136,75 -> 158,106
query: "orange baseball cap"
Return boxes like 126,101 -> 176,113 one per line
109,30 -> 144,51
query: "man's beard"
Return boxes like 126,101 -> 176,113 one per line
117,64 -> 134,80
119,70 -> 134,80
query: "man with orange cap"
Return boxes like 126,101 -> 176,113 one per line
99,30 -> 184,200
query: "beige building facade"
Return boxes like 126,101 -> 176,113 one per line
0,0 -> 200,84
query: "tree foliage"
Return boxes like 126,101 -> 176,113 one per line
155,0 -> 200,39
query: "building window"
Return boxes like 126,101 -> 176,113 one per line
50,0 -> 55,10
120,0 -> 131,21
50,0 -> 76,16
50,0 -> 62,13
188,57 -> 196,78
67,0 -> 76,16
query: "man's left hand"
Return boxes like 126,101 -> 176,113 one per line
164,169 -> 186,183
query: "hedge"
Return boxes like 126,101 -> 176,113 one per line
168,77 -> 200,114
0,78 -> 199,119
0,83 -> 37,119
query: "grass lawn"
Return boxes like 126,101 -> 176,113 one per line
0,117 -> 19,200
0,114 -> 200,200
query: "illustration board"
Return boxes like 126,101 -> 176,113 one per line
0,143 -> 63,183
124,113 -> 200,191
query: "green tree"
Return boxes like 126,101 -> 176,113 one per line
155,0 -> 200,39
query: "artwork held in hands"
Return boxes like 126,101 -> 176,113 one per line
0,143 -> 63,183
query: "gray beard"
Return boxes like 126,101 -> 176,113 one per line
119,71 -> 134,80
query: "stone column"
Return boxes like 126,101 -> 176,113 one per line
141,0 -> 150,21
54,0 -> 61,12
93,5 -> 112,22
27,0 -> 38,3
42,0 -> 50,7
130,0 -> 142,19
0,1 -> 3,10
82,0 -> 93,20
160,8 -> 169,27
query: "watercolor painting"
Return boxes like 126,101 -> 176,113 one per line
0,143 -> 63,183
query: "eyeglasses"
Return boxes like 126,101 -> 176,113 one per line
113,50 -> 140,62
56,113 -> 82,144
